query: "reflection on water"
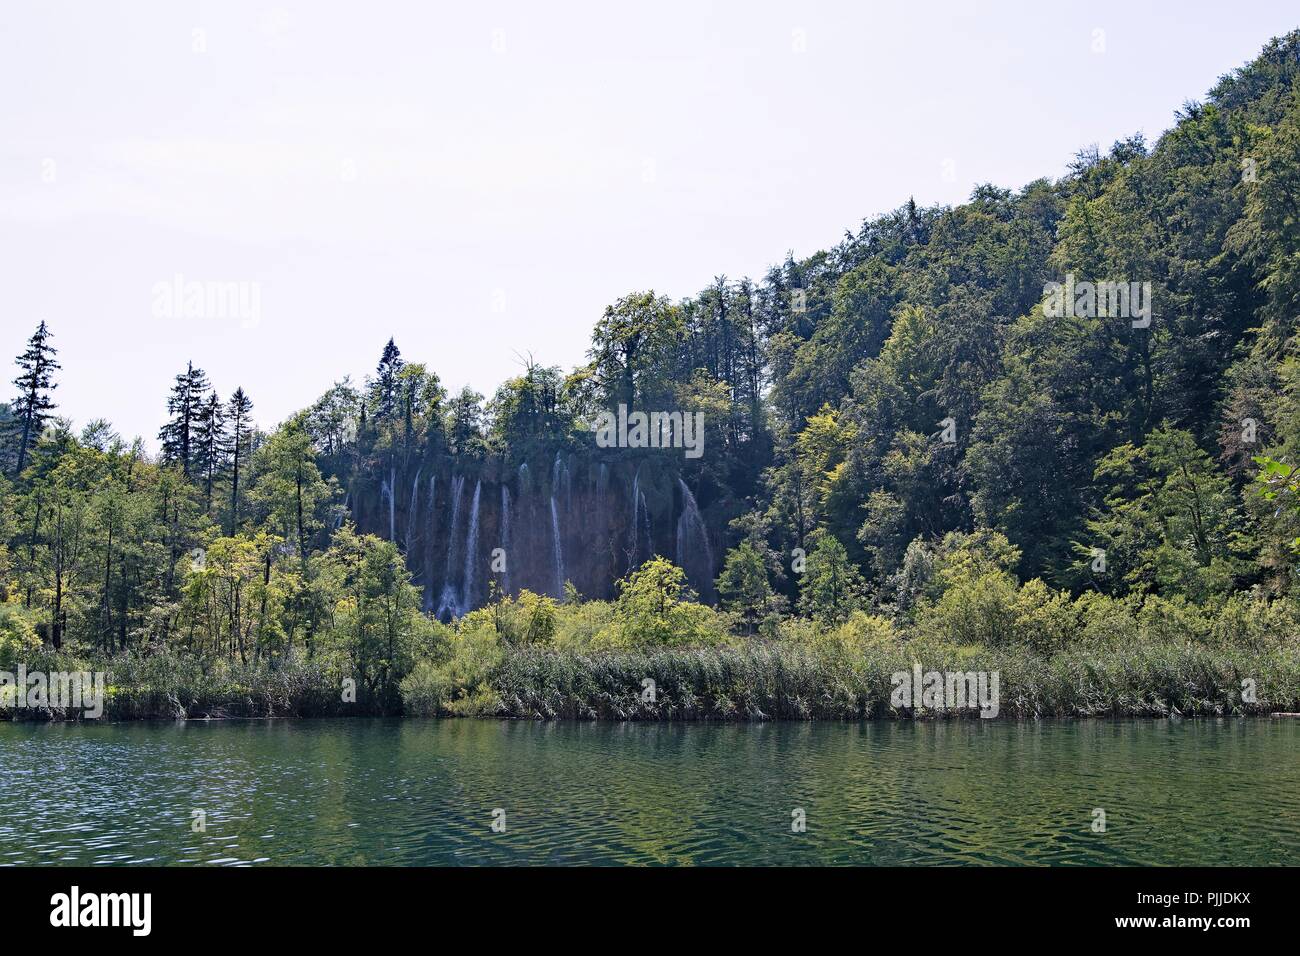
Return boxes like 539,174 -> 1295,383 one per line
0,719 -> 1295,866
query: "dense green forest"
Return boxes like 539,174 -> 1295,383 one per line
3,33 -> 1300,719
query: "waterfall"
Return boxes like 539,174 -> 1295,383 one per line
552,451 -> 573,514
436,475 -> 466,619
550,495 -> 566,599
427,474 -> 438,536
565,454 -> 574,511
380,469 -> 396,542
334,492 -> 350,531
461,481 -> 482,612
422,475 -> 437,613
629,468 -> 641,566
405,466 -> 421,551
597,463 -> 608,506
640,490 -> 651,561
676,477 -> 714,600
500,485 -> 513,597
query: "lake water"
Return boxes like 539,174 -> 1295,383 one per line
0,719 -> 1295,865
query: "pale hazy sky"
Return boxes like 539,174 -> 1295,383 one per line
2,1 -> 1297,445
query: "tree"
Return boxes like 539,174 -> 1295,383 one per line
587,291 -> 683,409
249,416 -> 332,560
226,388 -> 254,536
797,534 -> 865,625
445,387 -> 486,457
158,362 -> 210,477
1081,425 -> 1251,601
488,359 -> 567,450
179,532 -> 287,663
715,541 -> 775,634
368,339 -> 405,422
601,556 -> 724,648
27,438 -> 102,648
8,321 -> 60,477
319,526 -> 433,710
306,378 -> 360,460
192,390 -> 227,512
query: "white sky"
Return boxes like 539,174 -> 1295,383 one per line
2,1 -> 1297,445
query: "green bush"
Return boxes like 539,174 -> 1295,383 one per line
0,603 -> 41,668
398,623 -> 503,716
398,660 -> 453,717
591,557 -> 730,649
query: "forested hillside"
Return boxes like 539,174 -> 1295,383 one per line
3,33 -> 1300,718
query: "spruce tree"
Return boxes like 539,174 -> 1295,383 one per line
9,321 -> 60,477
158,362 -> 210,477
226,387 -> 254,535
192,390 -> 228,512
368,338 -> 404,421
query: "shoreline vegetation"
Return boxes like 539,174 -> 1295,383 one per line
4,35 -> 1300,723
5,550 -> 1299,721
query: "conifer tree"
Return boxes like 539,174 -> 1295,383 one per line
8,321 -> 60,477
158,362 -> 210,477
192,390 -> 227,512
368,338 -> 404,422
227,387 -> 254,535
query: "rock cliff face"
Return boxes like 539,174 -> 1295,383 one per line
348,451 -> 720,619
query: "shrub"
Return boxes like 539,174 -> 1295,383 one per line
1010,578 -> 1080,655
399,623 -> 503,716
1210,593 -> 1300,649
0,603 -> 41,668
914,568 -> 1019,646
793,609 -> 899,660
399,660 -> 453,717
552,599 -> 615,649
593,557 -> 729,649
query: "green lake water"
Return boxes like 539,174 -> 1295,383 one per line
0,718 -> 1295,865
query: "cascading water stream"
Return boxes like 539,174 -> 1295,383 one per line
550,495 -> 566,598
461,481 -> 482,612
676,477 -> 714,600
551,452 -> 574,514
405,466 -> 421,551
500,485 -> 513,597
436,475 -> 466,618
629,468 -> 641,567
422,475 -> 437,613
380,470 -> 396,542
640,490 -> 651,561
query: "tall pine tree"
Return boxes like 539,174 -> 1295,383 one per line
192,390 -> 227,513
158,362 -> 210,477
226,387 -> 254,535
368,338 -> 404,421
8,321 -> 60,477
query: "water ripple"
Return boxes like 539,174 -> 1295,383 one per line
0,719 -> 1295,865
